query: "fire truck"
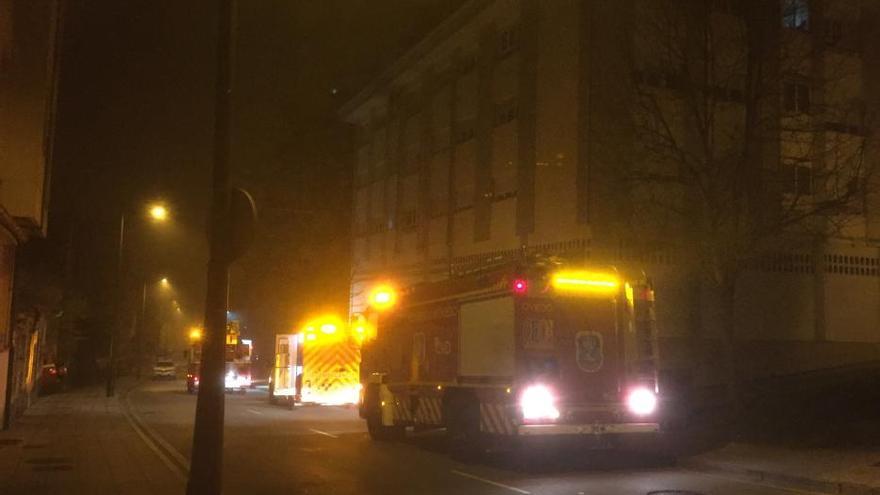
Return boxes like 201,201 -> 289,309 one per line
269,333 -> 301,408
270,317 -> 362,407
358,258 -> 662,456
186,318 -> 254,394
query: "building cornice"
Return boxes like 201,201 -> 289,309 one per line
337,0 -> 491,122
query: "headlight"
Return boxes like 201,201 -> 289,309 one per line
520,384 -> 560,421
626,387 -> 657,416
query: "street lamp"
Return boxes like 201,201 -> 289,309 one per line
189,327 -> 203,342
107,202 -> 170,397
149,203 -> 169,222
135,275 -> 174,379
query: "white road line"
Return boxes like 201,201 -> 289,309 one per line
451,470 -> 531,494
246,408 -> 264,415
123,408 -> 187,481
309,428 -> 339,438
124,392 -> 190,470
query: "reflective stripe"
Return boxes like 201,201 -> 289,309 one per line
480,402 -> 517,435
414,397 -> 443,425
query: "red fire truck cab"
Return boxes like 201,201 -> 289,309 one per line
359,258 -> 662,457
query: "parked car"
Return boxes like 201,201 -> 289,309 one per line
152,359 -> 176,380
38,363 -> 66,395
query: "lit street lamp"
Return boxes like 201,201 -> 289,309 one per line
150,203 -> 169,222
107,201 -> 169,397
135,275 -> 174,379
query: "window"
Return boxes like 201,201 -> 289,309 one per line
825,20 -> 842,46
783,159 -> 813,195
459,54 -> 476,75
498,25 -> 519,58
494,100 -> 518,126
399,210 -> 418,231
454,119 -> 475,144
783,81 -> 810,113
782,0 -> 809,30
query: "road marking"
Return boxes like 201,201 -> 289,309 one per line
124,390 -> 190,472
123,407 -> 187,481
246,408 -> 264,415
451,470 -> 531,494
309,428 -> 339,438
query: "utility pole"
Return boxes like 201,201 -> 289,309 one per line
107,213 -> 125,397
135,280 -> 147,380
187,1 -> 235,493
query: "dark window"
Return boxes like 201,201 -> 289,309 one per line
783,81 -> 810,113
783,159 -> 813,195
795,164 -> 812,195
825,20 -> 843,46
494,100 -> 518,126
399,210 -> 418,230
454,119 -> 475,144
459,54 -> 476,75
782,0 -> 809,30
498,26 -> 519,58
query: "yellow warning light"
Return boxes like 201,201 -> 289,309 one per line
320,323 -> 337,334
369,284 -> 397,311
306,333 -> 316,341
551,270 -> 619,295
188,328 -> 203,341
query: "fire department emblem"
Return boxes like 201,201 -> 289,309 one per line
575,331 -> 603,372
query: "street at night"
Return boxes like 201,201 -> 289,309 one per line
1,379 -> 837,495
2,0 -> 880,493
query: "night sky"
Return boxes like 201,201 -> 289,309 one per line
48,1 -> 464,359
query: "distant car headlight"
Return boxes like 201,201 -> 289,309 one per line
626,387 -> 657,416
520,384 -> 560,421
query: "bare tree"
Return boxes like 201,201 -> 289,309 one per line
619,0 -> 877,407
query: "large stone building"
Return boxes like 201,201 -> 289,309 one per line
0,0 -> 63,427
340,0 -> 880,385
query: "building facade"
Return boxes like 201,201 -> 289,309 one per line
341,0 -> 880,385
0,0 -> 63,427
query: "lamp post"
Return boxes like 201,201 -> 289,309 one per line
106,202 -> 169,397
135,275 -> 173,380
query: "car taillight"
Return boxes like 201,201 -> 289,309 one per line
520,384 -> 560,421
626,387 -> 657,416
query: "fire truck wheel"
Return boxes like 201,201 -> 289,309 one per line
366,413 -> 404,441
446,397 -> 484,461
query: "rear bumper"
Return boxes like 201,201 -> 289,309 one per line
517,422 -> 659,436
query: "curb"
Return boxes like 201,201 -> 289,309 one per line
118,380 -> 190,481
682,458 -> 880,495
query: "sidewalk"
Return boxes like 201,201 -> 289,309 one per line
685,442 -> 880,494
0,381 -> 184,495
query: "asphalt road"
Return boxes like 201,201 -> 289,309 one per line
127,380 -> 805,495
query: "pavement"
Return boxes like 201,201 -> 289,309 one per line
2,377 -> 879,494
684,442 -> 880,495
0,379 -> 183,494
